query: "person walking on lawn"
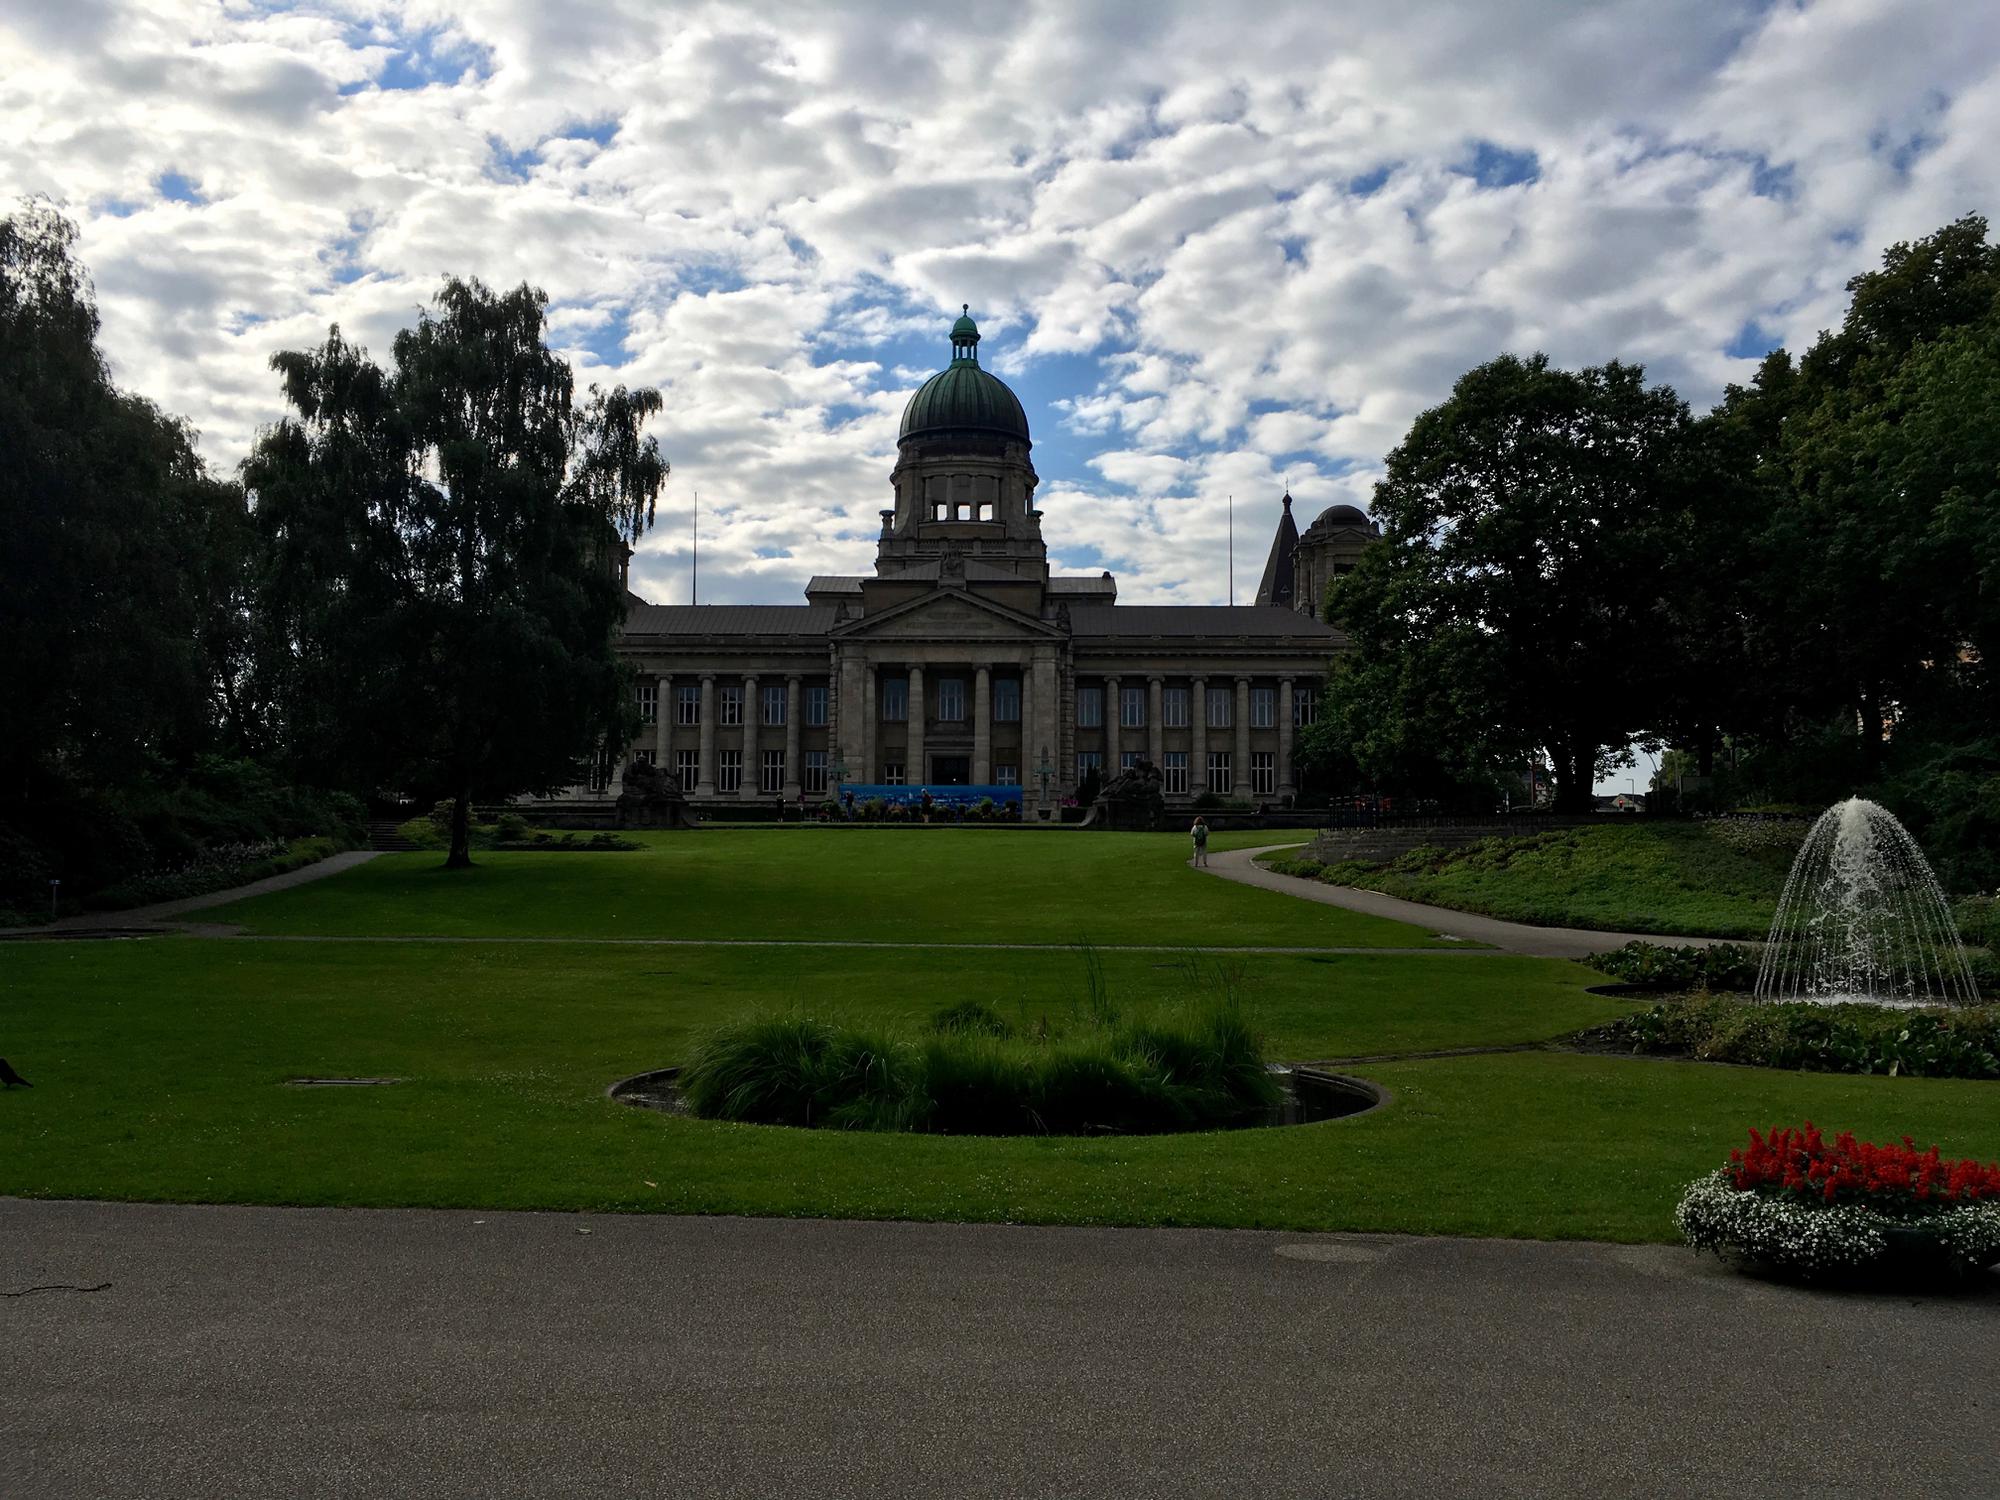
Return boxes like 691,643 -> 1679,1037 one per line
1189,815 -> 1210,867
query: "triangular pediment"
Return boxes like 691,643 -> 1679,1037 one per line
831,584 -> 1064,641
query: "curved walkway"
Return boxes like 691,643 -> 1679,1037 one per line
2,851 -> 380,939
1204,844 -> 1735,960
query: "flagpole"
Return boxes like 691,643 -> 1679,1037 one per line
1228,493 -> 1234,607
691,489 -> 699,606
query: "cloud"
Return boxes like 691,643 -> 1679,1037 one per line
3,0 -> 1996,607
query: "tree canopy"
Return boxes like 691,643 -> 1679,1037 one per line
245,277 -> 668,868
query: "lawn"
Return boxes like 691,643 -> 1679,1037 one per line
197,828 -> 1431,948
6,829 -> 1999,1242
1282,821 -> 1800,938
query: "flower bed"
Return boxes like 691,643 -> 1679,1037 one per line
1676,1123 -> 2000,1280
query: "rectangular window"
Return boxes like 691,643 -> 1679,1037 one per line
633,749 -> 655,767
1206,751 -> 1232,794
995,764 -> 1018,786
675,749 -> 699,788
1206,687 -> 1233,729
1250,687 -> 1275,728
719,685 -> 743,727
1252,750 -> 1275,795
636,682 -> 658,724
677,684 -> 700,725
1163,751 -> 1188,796
883,760 -> 905,786
993,678 -> 1021,722
1293,687 -> 1318,727
1163,687 -> 1189,728
1077,686 -> 1103,728
936,677 -> 965,722
763,684 -> 786,726
881,677 -> 908,722
761,748 -> 786,793
804,750 -> 829,793
1076,750 -> 1103,778
717,750 -> 743,793
806,685 -> 829,727
1120,685 -> 1146,728
1121,751 -> 1142,772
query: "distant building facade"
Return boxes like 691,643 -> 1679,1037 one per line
567,310 -> 1380,817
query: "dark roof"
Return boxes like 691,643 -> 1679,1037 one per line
804,574 -> 864,594
1301,502 -> 1375,542
1255,493 -> 1299,608
623,605 -> 838,636
899,360 -> 1031,443
1067,605 -> 1337,638
1047,576 -> 1117,594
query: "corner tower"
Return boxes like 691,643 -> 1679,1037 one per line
879,307 -> 1046,581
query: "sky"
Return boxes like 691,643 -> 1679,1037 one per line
3,0 -> 1998,618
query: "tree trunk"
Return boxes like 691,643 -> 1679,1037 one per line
1552,740 -> 1595,813
1857,690 -> 1885,774
1696,729 -> 1715,779
445,787 -> 474,869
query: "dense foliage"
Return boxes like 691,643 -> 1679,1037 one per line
1585,996 -> 2000,1078
0,199 -> 669,908
1586,941 -> 1761,993
245,277 -> 667,868
1307,216 -> 2000,886
677,996 -> 1282,1136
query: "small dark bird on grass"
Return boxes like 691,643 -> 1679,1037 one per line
0,1058 -> 29,1089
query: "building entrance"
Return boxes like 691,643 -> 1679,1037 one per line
929,755 -> 971,786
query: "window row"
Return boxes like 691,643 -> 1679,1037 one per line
1077,749 -> 1278,797
641,749 -> 831,795
1077,686 -> 1318,730
651,682 -> 831,727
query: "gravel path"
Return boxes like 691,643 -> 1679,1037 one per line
1204,844 -> 1736,959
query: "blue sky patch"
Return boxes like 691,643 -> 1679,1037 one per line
1460,141 -> 1539,189
156,172 -> 205,204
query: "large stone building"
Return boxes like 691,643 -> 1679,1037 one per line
589,310 -> 1378,817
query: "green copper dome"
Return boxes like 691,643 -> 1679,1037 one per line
898,307 -> 1031,443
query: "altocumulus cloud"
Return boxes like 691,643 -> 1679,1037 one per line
3,0 -> 1997,604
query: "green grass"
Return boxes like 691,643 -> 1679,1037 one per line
198,828 -> 1440,948
1290,822 -> 1799,938
8,828 -> 2000,1242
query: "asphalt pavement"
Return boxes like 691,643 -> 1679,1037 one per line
4,1198 -> 1994,1498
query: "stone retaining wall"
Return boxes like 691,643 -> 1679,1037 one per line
1308,814 -> 1645,865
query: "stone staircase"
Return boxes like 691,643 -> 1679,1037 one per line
366,817 -> 422,852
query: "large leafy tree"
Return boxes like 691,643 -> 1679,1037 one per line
1326,355 -> 1702,811
0,201 -> 248,798
245,278 -> 667,867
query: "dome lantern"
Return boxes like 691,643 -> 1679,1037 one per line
950,304 -> 980,361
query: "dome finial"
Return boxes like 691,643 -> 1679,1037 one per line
950,304 -> 981,361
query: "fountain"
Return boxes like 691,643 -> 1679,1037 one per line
1754,797 -> 1980,1008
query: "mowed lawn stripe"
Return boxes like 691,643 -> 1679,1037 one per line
199,829 -> 1453,948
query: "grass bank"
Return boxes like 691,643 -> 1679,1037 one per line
1267,821 -> 1800,938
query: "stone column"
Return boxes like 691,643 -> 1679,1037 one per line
1148,676 -> 1164,767
1278,675 -> 1296,800
973,666 -> 992,784
1020,658 -> 1037,809
740,674 -> 760,800
1191,675 -> 1207,797
862,665 -> 877,782
655,673 -> 671,762
1234,676 -> 1253,798
784,675 -> 802,799
907,664 -> 926,786
1104,675 -> 1121,772
696,674 -> 716,796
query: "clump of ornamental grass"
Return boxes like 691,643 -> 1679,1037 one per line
677,989 -> 1281,1137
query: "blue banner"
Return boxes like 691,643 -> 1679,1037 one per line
838,784 -> 1023,809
